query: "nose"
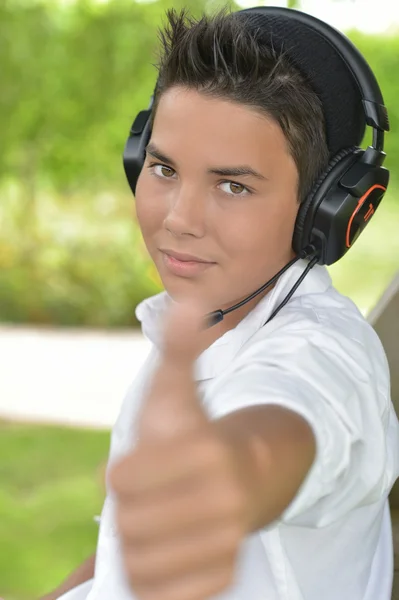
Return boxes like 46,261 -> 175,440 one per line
163,184 -> 206,238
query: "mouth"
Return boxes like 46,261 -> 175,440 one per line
159,249 -> 216,278
159,248 -> 215,263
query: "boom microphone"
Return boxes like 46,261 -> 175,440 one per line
205,248 -> 319,329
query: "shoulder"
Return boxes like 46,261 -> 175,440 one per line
227,285 -> 390,405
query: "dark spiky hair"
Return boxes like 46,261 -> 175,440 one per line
151,7 -> 329,203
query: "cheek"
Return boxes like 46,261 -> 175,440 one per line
267,202 -> 299,245
135,174 -> 166,241
219,200 -> 298,270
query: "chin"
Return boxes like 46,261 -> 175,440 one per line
162,278 -> 215,310
163,278 -> 202,299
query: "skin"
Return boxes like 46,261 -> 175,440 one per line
108,87 -> 316,600
39,87 -> 316,600
135,86 -> 300,347
110,303 -> 315,600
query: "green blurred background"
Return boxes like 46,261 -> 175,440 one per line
0,0 -> 398,598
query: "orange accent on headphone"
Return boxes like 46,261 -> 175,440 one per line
345,184 -> 386,248
363,203 -> 375,221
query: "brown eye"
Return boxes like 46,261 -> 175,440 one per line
160,165 -> 174,178
229,182 -> 245,194
218,180 -> 251,197
148,163 -> 176,179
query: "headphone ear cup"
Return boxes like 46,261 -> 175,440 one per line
293,147 -> 357,254
123,104 -> 153,196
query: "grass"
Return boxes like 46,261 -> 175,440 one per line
0,420 -> 110,600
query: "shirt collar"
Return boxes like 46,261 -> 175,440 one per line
135,259 -> 332,381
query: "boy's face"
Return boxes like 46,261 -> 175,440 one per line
135,86 -> 299,314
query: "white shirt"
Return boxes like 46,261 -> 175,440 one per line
59,259 -> 399,600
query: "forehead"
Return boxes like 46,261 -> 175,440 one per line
152,87 -> 291,166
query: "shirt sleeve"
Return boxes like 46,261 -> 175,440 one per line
204,315 -> 398,528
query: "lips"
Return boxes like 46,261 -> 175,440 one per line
160,249 -> 215,264
160,250 -> 216,278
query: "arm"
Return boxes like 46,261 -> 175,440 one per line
39,553 -> 95,600
214,404 -> 316,532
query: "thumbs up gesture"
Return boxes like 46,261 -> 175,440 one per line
109,301 -> 253,600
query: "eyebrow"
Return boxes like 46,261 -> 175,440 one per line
145,142 -> 268,181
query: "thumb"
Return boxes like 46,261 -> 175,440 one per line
161,299 -> 208,368
137,300 -> 209,441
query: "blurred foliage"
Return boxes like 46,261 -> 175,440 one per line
0,419 -> 109,600
0,182 -> 160,326
0,0 -> 398,326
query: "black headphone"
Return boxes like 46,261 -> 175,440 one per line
123,6 -> 389,268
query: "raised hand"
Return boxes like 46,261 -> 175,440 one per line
109,300 -> 252,600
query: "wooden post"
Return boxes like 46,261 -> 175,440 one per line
367,272 -> 399,508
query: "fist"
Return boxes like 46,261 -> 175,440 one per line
110,429 -> 249,600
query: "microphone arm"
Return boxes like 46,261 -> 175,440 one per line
205,247 -> 318,329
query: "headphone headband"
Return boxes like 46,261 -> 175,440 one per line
237,7 -> 389,134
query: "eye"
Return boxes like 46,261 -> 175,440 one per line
218,181 -> 252,197
147,163 -> 176,179
146,163 -> 252,197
